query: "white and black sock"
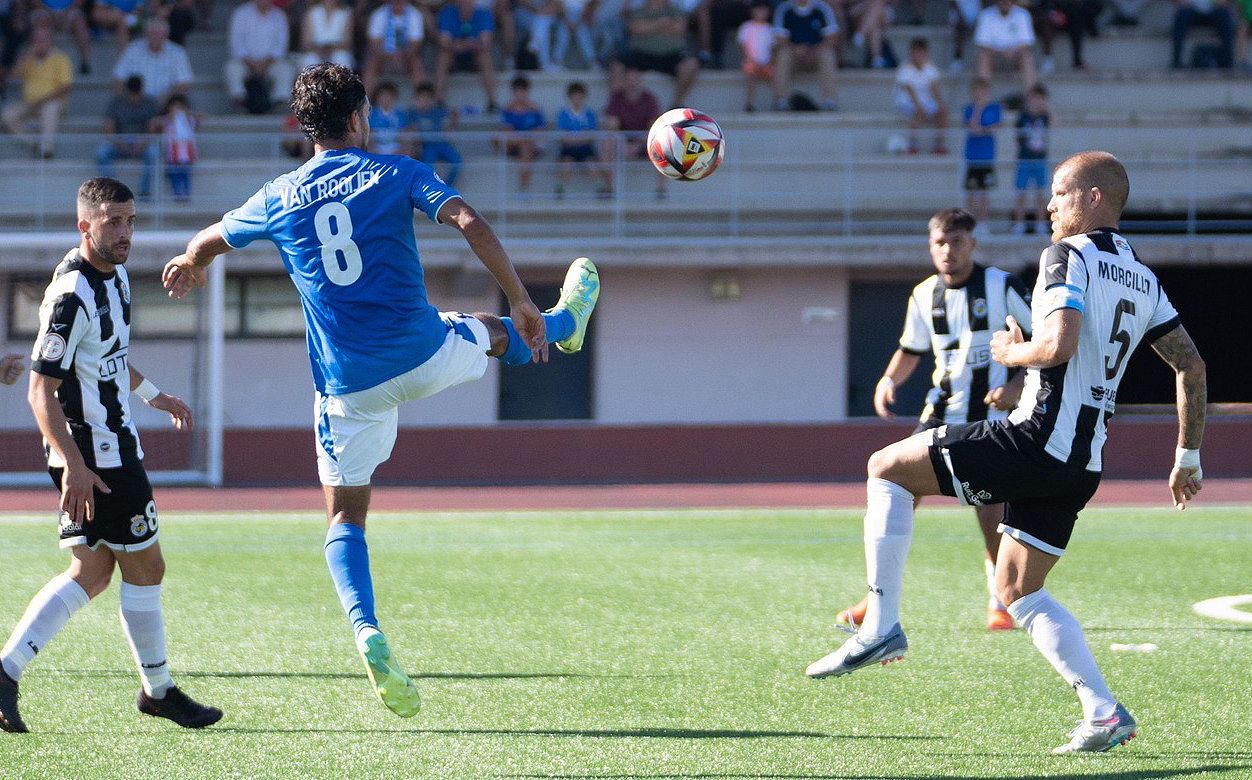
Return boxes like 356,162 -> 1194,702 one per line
0,573 -> 90,681
1007,588 -> 1117,721
119,582 -> 173,698
860,478 -> 915,638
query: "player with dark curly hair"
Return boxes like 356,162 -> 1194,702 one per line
162,64 -> 600,718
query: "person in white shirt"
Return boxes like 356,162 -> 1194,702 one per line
111,19 -> 193,104
974,0 -> 1036,87
894,37 -> 948,154
224,0 -> 296,109
363,0 -> 425,94
300,0 -> 354,70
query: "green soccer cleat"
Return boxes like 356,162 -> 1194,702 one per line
357,628 -> 420,718
552,257 -> 600,355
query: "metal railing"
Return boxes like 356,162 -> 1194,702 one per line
2,127 -> 1251,236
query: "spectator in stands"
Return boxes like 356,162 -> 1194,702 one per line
894,37 -> 947,154
772,0 -> 838,111
0,352 -> 24,384
949,0 -> 980,72
160,0 -> 199,46
225,0 -> 295,113
436,0 -> 498,110
97,74 -> 158,197
0,25 -> 70,157
1172,0 -> 1235,68
92,0 -> 144,50
709,0 -> 751,69
962,77 -> 1001,233
592,0 -> 628,67
299,0 -> 353,70
556,81 -> 611,197
517,0 -> 559,70
1012,82 -> 1050,234
364,0 -> 424,95
1,0 -> 33,99
499,74 -> 544,192
158,93 -> 197,201
737,0 -> 773,110
974,0 -> 1036,87
368,80 -> 413,155
619,0 -> 701,105
412,80 -> 461,185
112,18 -> 193,104
556,0 -> 599,69
1032,0 -> 1100,72
604,66 -> 665,197
32,0 -> 89,74
837,0 -> 893,68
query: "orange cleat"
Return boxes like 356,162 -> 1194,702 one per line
986,607 -> 1016,631
837,597 -> 869,630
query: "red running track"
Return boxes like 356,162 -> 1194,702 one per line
3,479 -> 1252,513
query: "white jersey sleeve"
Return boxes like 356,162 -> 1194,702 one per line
899,289 -> 931,354
1038,242 -> 1089,317
1144,285 -> 1182,342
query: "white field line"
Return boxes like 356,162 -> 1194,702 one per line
1192,594 -> 1252,625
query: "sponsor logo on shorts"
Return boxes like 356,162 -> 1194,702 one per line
40,333 -> 66,361
961,481 -> 994,505
58,511 -> 80,535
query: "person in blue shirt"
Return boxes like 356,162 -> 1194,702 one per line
435,0 -> 498,110
962,78 -> 1002,234
366,81 -> 413,156
162,64 -> 600,719
499,74 -> 545,192
555,81 -> 612,199
411,81 -> 461,186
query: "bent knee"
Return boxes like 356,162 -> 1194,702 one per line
73,569 -> 113,599
867,447 -> 899,480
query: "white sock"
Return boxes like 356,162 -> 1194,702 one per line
985,558 -> 1005,611
1006,588 -> 1117,721
860,478 -> 914,638
0,573 -> 90,681
119,583 -> 173,698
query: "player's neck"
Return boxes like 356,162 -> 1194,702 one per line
941,266 -> 973,288
79,244 -> 118,276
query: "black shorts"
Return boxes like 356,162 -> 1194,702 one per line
620,49 -> 690,77
913,416 -> 945,435
560,143 -> 598,162
964,163 -> 996,191
926,420 -> 1100,556
49,461 -> 159,552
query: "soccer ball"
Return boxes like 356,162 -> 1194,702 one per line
646,108 -> 725,181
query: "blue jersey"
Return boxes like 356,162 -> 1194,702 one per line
220,148 -> 461,395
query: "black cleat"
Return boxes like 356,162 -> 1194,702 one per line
0,668 -> 29,733
137,686 -> 223,729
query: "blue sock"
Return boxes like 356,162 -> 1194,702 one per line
324,523 -> 377,638
498,311 -> 575,366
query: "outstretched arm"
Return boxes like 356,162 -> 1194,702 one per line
127,364 -> 193,431
437,198 -> 547,356
1151,325 -> 1207,509
164,223 -> 233,299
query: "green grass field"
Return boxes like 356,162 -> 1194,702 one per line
0,506 -> 1249,779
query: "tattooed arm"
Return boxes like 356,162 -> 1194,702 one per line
1150,325 -> 1206,509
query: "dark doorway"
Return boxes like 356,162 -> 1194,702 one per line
498,284 -> 595,420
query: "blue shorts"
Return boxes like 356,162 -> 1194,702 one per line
1016,159 -> 1048,190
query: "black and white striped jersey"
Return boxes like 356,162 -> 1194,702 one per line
1008,228 -> 1180,471
29,249 -> 143,470
900,264 -> 1033,425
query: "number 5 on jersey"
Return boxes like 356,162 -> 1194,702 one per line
315,202 -> 363,286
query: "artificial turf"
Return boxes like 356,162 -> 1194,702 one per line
0,506 -> 1249,779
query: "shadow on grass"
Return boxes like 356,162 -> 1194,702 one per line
213,727 -> 857,739
498,766 -> 1251,780
44,669 -> 657,681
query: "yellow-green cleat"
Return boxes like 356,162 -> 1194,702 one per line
357,628 -> 420,718
553,257 -> 600,355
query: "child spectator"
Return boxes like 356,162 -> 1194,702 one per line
1012,83 -> 1051,235
556,81 -> 611,198
737,1 -> 773,111
412,81 -> 461,186
500,74 -> 545,191
368,81 -> 413,156
158,94 -> 197,201
962,77 -> 1001,232
894,37 -> 947,154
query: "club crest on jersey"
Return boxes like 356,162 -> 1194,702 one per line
1114,238 -> 1130,252
119,282 -> 130,304
971,298 -> 987,318
40,332 -> 66,361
